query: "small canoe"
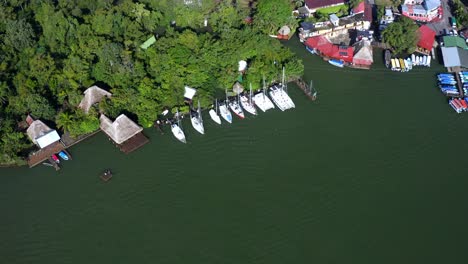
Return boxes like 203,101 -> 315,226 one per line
51,154 -> 60,163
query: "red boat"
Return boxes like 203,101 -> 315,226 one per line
51,154 -> 60,164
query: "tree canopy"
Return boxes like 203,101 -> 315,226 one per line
382,16 -> 419,55
0,0 -> 303,165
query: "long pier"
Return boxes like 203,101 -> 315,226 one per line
292,78 -> 316,101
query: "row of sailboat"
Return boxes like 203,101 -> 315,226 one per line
170,81 -> 294,144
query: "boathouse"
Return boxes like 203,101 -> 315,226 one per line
26,118 -> 65,167
352,40 -> 373,68
78,85 -> 112,114
441,47 -> 468,69
100,114 -> 149,154
416,25 -> 436,55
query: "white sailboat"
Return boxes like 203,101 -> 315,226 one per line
254,76 -> 275,112
240,83 -> 257,115
229,90 -> 245,119
209,99 -> 222,125
279,67 -> 295,109
190,100 -> 205,134
171,110 -> 186,143
219,90 -> 233,123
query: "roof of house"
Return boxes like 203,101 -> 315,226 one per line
364,3 -> 372,22
27,120 -> 60,148
184,86 -> 197,100
424,0 -> 441,11
78,85 -> 112,114
100,114 -> 143,145
443,36 -> 468,49
353,40 -> 373,65
305,0 -> 345,10
417,25 -> 436,51
330,14 -> 339,23
441,47 -> 468,67
305,36 -> 354,63
401,5 -> 427,15
352,2 -> 365,14
140,35 -> 156,50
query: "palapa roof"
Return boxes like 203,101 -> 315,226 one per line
26,120 -> 61,148
100,114 -> 143,145
233,82 -> 244,94
78,86 -> 112,114
353,40 -> 373,65
278,26 -> 291,35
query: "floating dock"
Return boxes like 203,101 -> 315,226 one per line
293,78 -> 316,101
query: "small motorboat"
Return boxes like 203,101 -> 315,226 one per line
58,151 -> 69,161
305,46 -> 315,55
51,154 -> 60,164
328,59 -> 344,68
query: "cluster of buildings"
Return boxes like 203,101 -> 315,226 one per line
401,0 -> 442,23
27,86 -> 149,168
298,1 -> 374,68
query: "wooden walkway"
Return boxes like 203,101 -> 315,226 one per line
28,141 -> 65,168
454,70 -> 465,98
112,132 -> 149,154
292,78 -> 316,101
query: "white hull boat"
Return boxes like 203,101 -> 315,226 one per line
269,85 -> 289,111
229,98 -> 245,119
171,123 -> 186,143
209,109 -> 221,124
254,92 -> 275,112
219,102 -> 232,123
240,94 -> 257,115
191,101 -> 204,134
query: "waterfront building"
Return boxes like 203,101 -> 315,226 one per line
305,35 -> 354,63
304,0 -> 346,14
379,8 -> 395,31
27,119 -> 61,149
401,0 -> 441,22
100,114 -> 149,154
442,36 -> 468,50
440,47 -> 468,69
416,25 -> 436,55
298,3 -> 371,41
352,40 -> 374,68
78,85 -> 112,114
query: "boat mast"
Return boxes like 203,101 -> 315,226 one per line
262,75 -> 266,101
282,67 -> 287,94
198,100 -> 202,121
249,83 -> 252,105
225,88 -> 228,104
215,99 -> 218,114
177,108 -> 182,128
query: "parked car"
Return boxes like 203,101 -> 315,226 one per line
450,17 -> 457,29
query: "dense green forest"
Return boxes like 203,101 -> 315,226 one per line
0,0 -> 303,166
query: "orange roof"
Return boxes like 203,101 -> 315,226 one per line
417,25 -> 436,51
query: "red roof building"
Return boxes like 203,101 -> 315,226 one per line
305,0 -> 346,12
305,36 -> 354,63
416,25 -> 436,54
352,2 -> 365,14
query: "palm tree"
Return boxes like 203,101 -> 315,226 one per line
56,111 -> 74,133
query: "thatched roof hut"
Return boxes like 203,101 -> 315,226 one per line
26,120 -> 61,148
232,82 -> 244,94
79,86 -> 112,114
100,114 -> 143,145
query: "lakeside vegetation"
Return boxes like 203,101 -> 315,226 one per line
0,0 -> 304,166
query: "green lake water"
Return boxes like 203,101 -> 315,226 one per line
1,38 -> 468,263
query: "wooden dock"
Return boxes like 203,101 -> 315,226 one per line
100,170 -> 113,182
454,70 -> 465,98
293,78 -> 316,101
28,141 -> 65,168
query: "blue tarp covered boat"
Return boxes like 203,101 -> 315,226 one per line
328,59 -> 344,68
58,151 -> 69,161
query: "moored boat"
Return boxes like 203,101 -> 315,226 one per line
190,101 -> 205,134
305,46 -> 315,55
171,109 -> 187,143
229,94 -> 245,119
328,59 -> 344,68
58,151 -> 69,161
209,99 -> 222,124
240,84 -> 257,115
384,50 -> 391,68
51,154 -> 60,163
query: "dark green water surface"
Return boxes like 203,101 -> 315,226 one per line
1,38 -> 468,263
